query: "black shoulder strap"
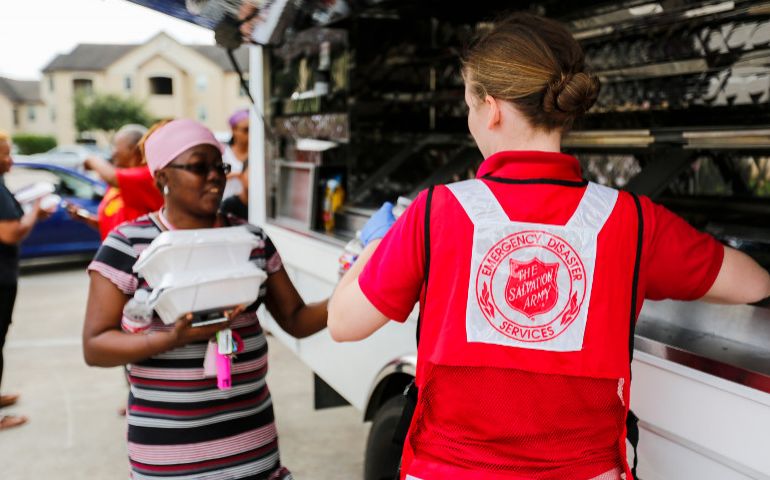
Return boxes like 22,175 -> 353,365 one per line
628,193 -> 644,362
392,186 -> 435,455
626,192 -> 644,480
416,185 -> 435,347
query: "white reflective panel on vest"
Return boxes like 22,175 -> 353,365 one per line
447,179 -> 618,352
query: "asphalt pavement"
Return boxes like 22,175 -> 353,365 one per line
0,266 -> 368,479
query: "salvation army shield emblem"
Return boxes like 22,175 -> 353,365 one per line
473,229 -> 588,344
505,258 -> 560,320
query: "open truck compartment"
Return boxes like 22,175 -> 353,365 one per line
260,0 -> 770,393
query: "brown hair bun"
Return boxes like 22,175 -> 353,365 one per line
462,12 -> 600,132
543,72 -> 600,116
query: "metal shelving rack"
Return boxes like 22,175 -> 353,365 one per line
265,0 -> 770,248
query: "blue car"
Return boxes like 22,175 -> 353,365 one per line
5,162 -> 105,262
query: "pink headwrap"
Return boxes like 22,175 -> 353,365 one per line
228,109 -> 249,128
144,119 -> 224,176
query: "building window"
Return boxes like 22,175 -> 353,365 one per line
73,78 -> 93,94
12,109 -> 19,127
48,76 -> 54,92
124,76 -> 132,91
50,107 -> 56,122
28,106 -> 36,122
196,74 -> 207,92
197,105 -> 207,122
149,76 -> 173,95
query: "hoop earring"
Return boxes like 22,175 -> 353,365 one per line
163,185 -> 169,195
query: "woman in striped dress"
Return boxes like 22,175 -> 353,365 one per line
82,119 -> 328,480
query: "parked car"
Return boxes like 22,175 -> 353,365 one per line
26,144 -> 111,172
4,162 -> 105,262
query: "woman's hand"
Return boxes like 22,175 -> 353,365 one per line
32,199 -> 53,221
167,307 -> 243,348
64,201 -> 98,228
83,279 -> 249,367
360,202 -> 396,247
225,304 -> 246,319
64,201 -> 80,219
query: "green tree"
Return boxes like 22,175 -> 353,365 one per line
74,92 -> 153,133
12,134 -> 57,154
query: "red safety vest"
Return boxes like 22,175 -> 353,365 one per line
402,178 -> 639,480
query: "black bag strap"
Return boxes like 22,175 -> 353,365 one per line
416,185 -> 435,347
392,186 -> 435,451
628,193 -> 644,363
626,192 -> 644,480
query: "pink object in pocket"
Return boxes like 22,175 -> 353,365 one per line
216,353 -> 232,390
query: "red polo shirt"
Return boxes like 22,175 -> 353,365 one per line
359,150 -> 724,322
116,166 -> 163,217
97,166 -> 164,239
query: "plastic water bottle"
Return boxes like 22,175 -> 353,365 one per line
392,196 -> 412,219
338,231 -> 364,276
338,197 -> 413,276
123,289 -> 154,334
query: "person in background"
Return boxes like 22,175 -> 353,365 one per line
0,131 -> 50,431
83,119 -> 327,479
328,13 -> 770,480
71,124 -> 164,239
219,159 -> 249,220
222,108 -> 249,199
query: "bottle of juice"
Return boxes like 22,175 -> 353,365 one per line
323,176 -> 345,233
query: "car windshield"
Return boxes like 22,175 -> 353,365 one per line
6,166 -> 102,200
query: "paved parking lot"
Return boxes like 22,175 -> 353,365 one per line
0,266 -> 368,479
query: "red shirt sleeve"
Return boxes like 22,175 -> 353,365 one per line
96,187 -> 127,240
358,191 -> 428,322
115,166 -> 164,214
641,196 -> 724,301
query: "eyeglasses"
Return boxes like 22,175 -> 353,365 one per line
166,162 -> 231,177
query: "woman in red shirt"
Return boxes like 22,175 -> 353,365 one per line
328,12 -> 770,480
70,124 -> 164,239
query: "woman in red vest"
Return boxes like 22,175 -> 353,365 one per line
69,124 -> 164,239
328,12 -> 770,480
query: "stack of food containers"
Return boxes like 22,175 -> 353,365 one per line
133,226 -> 268,326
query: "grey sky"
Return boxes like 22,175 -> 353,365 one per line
2,0 -> 214,80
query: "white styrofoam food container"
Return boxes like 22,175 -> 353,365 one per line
149,265 -> 267,325
13,182 -> 55,204
134,226 -> 259,287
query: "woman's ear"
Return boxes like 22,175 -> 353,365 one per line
485,95 -> 501,129
155,170 -> 167,193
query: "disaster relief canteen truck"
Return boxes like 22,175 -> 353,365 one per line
131,1 -> 770,479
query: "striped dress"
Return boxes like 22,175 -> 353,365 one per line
88,213 -> 292,480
